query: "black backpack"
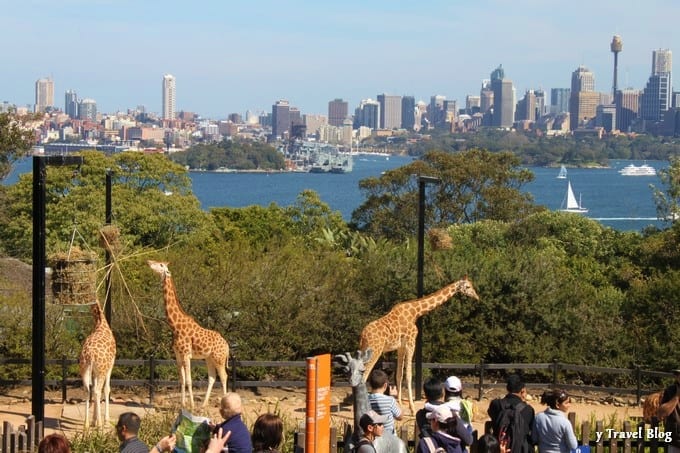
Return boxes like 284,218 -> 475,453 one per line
493,398 -> 528,453
351,438 -> 376,453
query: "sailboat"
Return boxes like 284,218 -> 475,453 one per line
560,180 -> 588,213
557,165 -> 567,179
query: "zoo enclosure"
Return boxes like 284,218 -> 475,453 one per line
0,358 -> 670,406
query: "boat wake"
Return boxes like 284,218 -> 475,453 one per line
591,217 -> 659,221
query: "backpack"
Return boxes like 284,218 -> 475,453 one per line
492,398 -> 528,453
351,438 -> 376,453
422,436 -> 446,453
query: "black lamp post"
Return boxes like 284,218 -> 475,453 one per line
415,175 -> 440,401
32,154 -> 84,423
105,169 -> 113,325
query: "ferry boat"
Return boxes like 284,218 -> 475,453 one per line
287,141 -> 353,173
618,164 -> 657,176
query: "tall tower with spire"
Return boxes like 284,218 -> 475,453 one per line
610,35 -> 623,99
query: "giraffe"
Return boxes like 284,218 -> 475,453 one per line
78,299 -> 116,429
334,350 -> 407,453
147,260 -> 229,409
359,276 -> 479,414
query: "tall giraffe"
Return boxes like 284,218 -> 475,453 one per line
147,260 -> 229,409
359,277 -> 479,414
79,299 -> 116,429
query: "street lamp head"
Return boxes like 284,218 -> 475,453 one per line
418,175 -> 441,184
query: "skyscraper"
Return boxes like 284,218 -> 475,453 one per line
162,74 -> 176,120
35,77 -> 54,113
401,96 -> 416,130
641,49 -> 672,123
65,90 -> 78,118
569,65 -> 597,129
616,89 -> 640,132
610,35 -> 623,100
377,94 -> 402,129
328,98 -> 348,127
354,99 -> 380,129
78,98 -> 97,122
272,100 -> 291,139
490,65 -> 514,127
550,88 -> 571,114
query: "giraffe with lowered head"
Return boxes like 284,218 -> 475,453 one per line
79,299 -> 116,428
359,276 -> 479,414
147,260 -> 229,408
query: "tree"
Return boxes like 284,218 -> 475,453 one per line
652,156 -> 680,223
0,111 -> 36,180
0,150 -> 212,260
350,149 -> 540,240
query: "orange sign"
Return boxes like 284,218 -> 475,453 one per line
306,354 -> 331,453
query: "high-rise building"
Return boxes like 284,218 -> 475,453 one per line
429,95 -> 446,128
35,77 -> 54,113
640,49 -> 673,123
534,89 -> 547,118
465,95 -> 481,114
162,74 -> 176,120
328,98 -> 348,127
616,89 -> 640,132
65,90 -> 78,118
272,100 -> 291,140
550,88 -> 570,114
78,98 -> 97,122
401,96 -> 416,130
516,90 -> 537,122
569,65 -> 597,129
354,99 -> 380,129
480,80 -> 494,113
490,66 -> 514,127
596,104 -> 617,132
610,35 -> 623,100
377,94 -> 402,129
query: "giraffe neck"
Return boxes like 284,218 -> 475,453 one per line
353,380 -> 369,436
90,302 -> 110,330
162,273 -> 192,329
406,281 -> 462,318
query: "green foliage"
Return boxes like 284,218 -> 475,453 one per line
351,149 -> 539,240
0,111 -> 35,181
0,150 -> 213,260
170,139 -> 286,170
652,155 -> 680,222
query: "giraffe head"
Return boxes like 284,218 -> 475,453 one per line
147,260 -> 171,279
335,349 -> 373,387
457,276 -> 480,300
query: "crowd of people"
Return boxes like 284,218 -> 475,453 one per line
37,392 -> 283,453
360,372 -> 583,453
36,370 -> 680,453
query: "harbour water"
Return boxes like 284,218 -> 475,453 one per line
4,156 -> 670,232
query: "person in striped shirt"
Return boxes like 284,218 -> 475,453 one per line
367,369 -> 403,435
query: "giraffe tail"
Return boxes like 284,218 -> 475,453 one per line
80,361 -> 93,394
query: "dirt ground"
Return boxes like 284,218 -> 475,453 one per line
0,384 -> 644,438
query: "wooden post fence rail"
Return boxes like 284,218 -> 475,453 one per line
0,416 -> 42,453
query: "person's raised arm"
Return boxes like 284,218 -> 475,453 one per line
205,427 -> 232,453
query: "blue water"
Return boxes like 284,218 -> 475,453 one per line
4,156 -> 669,232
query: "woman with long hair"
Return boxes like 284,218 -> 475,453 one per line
531,389 -> 578,453
252,413 -> 284,453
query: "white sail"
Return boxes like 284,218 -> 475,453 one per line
557,165 -> 567,179
560,181 -> 588,213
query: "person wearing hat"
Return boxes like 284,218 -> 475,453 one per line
356,410 -> 387,452
444,376 -> 474,434
416,405 -> 473,453
657,369 -> 680,452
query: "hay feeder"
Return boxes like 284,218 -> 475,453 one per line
49,246 -> 98,305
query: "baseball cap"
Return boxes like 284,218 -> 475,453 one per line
359,410 -> 388,430
445,376 -> 462,392
426,405 -> 455,423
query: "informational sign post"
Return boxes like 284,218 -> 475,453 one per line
305,353 -> 331,453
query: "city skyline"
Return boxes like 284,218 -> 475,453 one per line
3,0 -> 679,119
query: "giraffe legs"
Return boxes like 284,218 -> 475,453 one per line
361,347 -> 382,383
103,367 -> 113,424
403,345 -> 416,415
203,362 -> 217,408
395,348 -> 406,411
93,376 -> 103,427
178,354 -> 194,409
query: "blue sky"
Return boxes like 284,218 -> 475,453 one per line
3,0 -> 679,119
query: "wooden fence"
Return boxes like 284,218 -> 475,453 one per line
0,416 -> 42,453
0,358 -> 670,405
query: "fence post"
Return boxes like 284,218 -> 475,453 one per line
149,356 -> 156,406
635,365 -> 642,405
478,360 -> 485,401
61,356 -> 68,403
552,360 -> 558,387
230,343 -> 238,392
